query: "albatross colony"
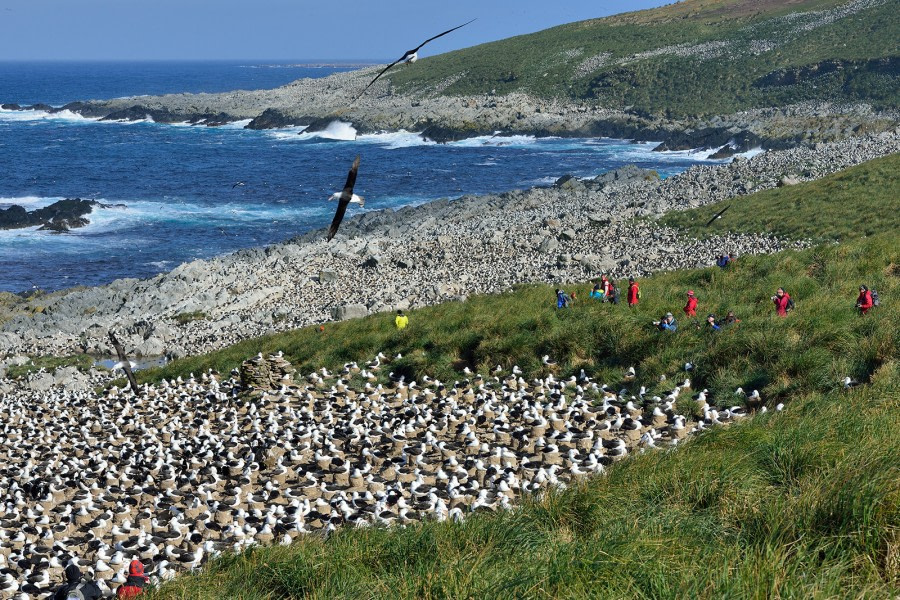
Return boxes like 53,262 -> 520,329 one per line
0,352 -> 763,597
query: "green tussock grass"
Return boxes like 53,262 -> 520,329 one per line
385,0 -> 899,116
657,153 -> 900,241
4,353 -> 95,379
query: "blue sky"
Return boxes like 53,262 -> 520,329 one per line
0,0 -> 672,61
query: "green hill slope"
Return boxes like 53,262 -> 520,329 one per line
387,0 -> 899,116
132,156 -> 900,598
141,159 -> 899,597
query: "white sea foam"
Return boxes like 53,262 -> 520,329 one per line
219,118 -> 253,130
355,130 -> 436,149
448,134 -> 538,148
0,196 -> 65,209
298,120 -> 358,141
0,107 -> 98,123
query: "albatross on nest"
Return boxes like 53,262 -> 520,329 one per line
355,19 -> 476,101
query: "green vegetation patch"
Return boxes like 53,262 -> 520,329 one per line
5,354 -> 95,379
173,310 -> 208,325
658,153 -> 900,241
386,0 -> 899,115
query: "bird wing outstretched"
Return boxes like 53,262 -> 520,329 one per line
326,156 -> 360,242
704,204 -> 731,227
354,19 -> 476,101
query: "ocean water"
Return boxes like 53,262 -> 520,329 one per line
0,62 -> 733,293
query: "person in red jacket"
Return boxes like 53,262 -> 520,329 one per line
683,290 -> 698,317
627,277 -> 639,307
117,560 -> 149,598
772,288 -> 792,317
856,285 -> 873,315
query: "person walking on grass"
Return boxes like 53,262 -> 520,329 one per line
395,310 -> 409,330
856,285 -> 874,315
772,288 -> 793,317
683,290 -> 698,317
627,277 -> 640,307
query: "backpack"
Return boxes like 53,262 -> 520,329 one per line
871,289 -> 880,306
66,584 -> 87,600
786,297 -> 795,311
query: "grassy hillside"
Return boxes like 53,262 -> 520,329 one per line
124,156 -> 899,598
658,152 -> 900,241
386,0 -> 899,116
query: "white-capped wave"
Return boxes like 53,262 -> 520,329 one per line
219,118 -> 253,130
448,134 -> 538,148
264,125 -> 310,140
298,120 -> 358,141
0,107 -> 98,123
0,195 -> 65,209
356,130 -> 435,149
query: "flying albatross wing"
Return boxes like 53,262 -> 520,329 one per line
354,19 -> 476,102
327,156 -> 361,242
704,204 -> 731,227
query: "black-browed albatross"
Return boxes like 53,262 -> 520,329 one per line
326,156 -> 361,241
355,18 -> 476,101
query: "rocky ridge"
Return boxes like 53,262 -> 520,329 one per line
1,130 -> 897,363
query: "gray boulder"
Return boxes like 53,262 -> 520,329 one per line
332,304 -> 368,321
319,270 -> 338,283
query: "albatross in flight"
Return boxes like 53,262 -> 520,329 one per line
355,18 -> 476,101
326,156 -> 361,242
704,204 -> 731,227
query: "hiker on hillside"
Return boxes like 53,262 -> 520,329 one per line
395,310 -> 409,329
600,274 -> 612,299
53,564 -> 102,600
716,253 -> 732,269
608,282 -> 620,305
653,312 -> 677,332
856,285 -> 874,315
772,288 -> 793,317
706,313 -> 721,331
556,289 -> 571,309
116,559 -> 150,598
627,277 -> 640,307
683,290 -> 698,317
590,283 -> 605,300
723,310 -> 741,327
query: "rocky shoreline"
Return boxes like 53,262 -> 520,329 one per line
1,130 -> 897,370
0,198 -> 120,234
4,64 -> 898,156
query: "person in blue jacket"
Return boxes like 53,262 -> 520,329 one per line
653,312 -> 677,332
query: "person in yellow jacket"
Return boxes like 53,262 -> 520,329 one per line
395,310 -> 409,329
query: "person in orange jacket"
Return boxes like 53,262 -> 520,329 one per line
627,277 -> 639,307
683,290 -> 698,317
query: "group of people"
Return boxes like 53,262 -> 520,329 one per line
555,268 -> 880,331
54,561 -> 149,599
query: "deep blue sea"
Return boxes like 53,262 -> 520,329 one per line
0,61 -> 732,293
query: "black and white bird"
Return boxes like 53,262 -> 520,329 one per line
355,19 -> 476,101
231,181 -> 246,189
326,156 -> 361,242
704,204 -> 731,227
